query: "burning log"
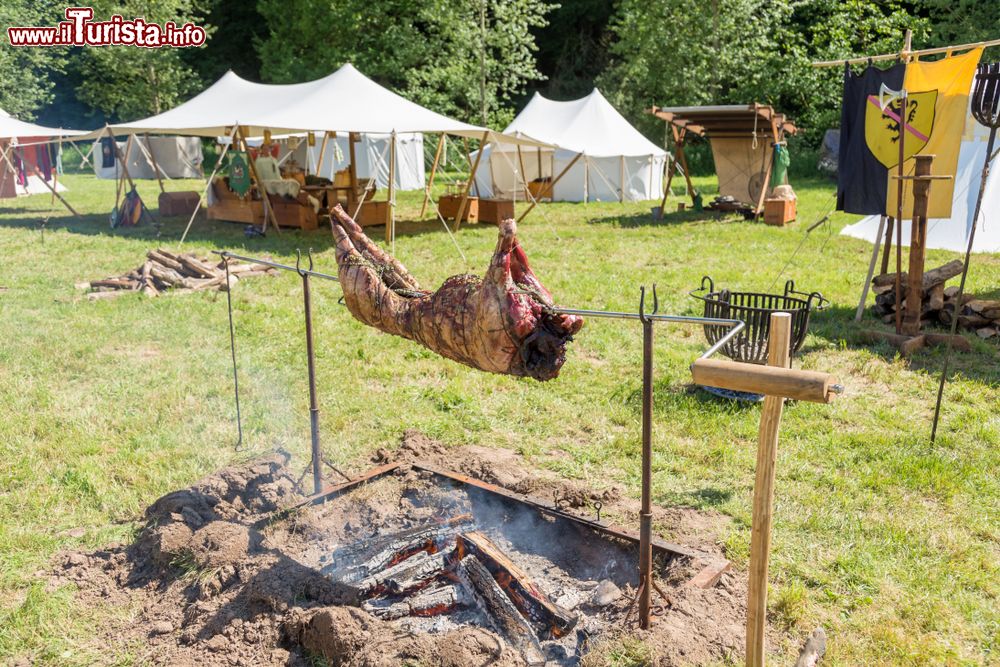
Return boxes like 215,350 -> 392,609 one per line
355,550 -> 447,596
456,531 -> 578,639
459,555 -> 545,666
324,515 -> 473,585
79,248 -> 277,298
363,584 -> 462,620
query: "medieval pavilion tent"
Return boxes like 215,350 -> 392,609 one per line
79,63 -> 549,241
472,89 -> 667,202
0,108 -> 82,211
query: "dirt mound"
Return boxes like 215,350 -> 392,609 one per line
43,435 -> 747,666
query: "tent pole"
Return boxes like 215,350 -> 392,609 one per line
880,216 -> 895,274
0,143 -> 14,197
421,133 -> 445,217
237,124 -> 280,235
386,130 -> 396,247
143,133 -> 166,193
316,131 -> 331,177
517,152 -> 581,223
27,159 -> 79,217
854,215 -> 888,321
179,126 -> 236,245
516,145 -> 529,203
348,132 -> 359,211
70,140 -> 92,169
620,155 -> 625,203
584,158 -> 589,204
51,135 -> 62,207
455,132 -> 488,231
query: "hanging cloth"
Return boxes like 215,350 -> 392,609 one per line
227,151 -> 252,197
770,144 -> 790,188
101,137 -> 116,168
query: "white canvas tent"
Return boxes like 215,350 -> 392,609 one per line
80,63 -> 548,241
0,108 -> 82,213
841,111 -> 1000,252
472,89 -> 667,202
92,135 -> 203,180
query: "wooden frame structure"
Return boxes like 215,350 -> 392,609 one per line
649,104 -> 797,215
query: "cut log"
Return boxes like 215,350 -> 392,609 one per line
976,327 -> 998,339
146,250 -> 184,272
927,284 -> 945,311
177,254 -> 218,278
363,584 -> 461,620
459,555 -> 545,666
90,278 -> 136,290
149,264 -> 185,287
456,531 -> 578,639
967,299 -> 1000,314
959,314 -> 992,329
873,259 -> 963,292
944,285 -> 960,299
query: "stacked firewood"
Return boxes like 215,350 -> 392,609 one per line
872,259 -> 1000,339
79,248 -> 277,300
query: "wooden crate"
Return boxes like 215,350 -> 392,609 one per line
478,198 -> 515,225
528,181 -> 551,201
438,194 -> 479,223
356,200 -> 390,227
270,196 -> 318,230
158,191 -> 201,217
763,198 -> 796,226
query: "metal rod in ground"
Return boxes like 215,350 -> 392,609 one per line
638,290 -> 655,630
299,251 -> 323,494
223,257 -> 244,451
931,125 -> 998,441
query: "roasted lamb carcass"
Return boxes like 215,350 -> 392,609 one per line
330,205 -> 582,380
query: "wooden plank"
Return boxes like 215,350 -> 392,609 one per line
746,313 -> 792,667
687,559 -> 731,589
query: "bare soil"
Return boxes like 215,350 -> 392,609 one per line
48,432 -> 748,666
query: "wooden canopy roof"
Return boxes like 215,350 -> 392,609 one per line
648,104 -> 797,139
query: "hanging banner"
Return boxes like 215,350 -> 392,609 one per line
885,48 -> 983,218
228,151 -> 251,197
837,62 -> 905,215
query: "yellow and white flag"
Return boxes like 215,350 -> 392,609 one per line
885,47 -> 982,219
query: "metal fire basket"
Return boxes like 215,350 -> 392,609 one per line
689,276 -> 827,364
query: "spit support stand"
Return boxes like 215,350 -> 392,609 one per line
214,251 -> 843,634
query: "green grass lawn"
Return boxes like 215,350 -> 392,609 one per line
0,171 -> 997,665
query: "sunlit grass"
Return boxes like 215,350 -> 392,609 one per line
0,169 -> 997,664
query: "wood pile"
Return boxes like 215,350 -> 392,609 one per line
871,259 -> 1000,339
78,248 -> 278,300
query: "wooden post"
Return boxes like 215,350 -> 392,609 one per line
855,215 -> 888,321
421,133 -> 445,217
673,126 -> 696,203
752,114 -> 779,217
902,154 -> 935,336
746,312 -> 792,667
143,133 -> 166,193
893,30 -> 913,335
386,130 -> 396,245
516,152 -> 582,223
516,144 -> 529,203
455,131 -> 488,230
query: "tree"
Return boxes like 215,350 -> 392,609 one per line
256,0 -> 553,127
74,0 -> 212,122
0,0 -> 68,119
597,0 -> 929,149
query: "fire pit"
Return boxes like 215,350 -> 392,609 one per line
275,460 -> 727,665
